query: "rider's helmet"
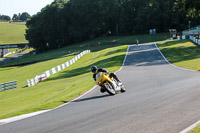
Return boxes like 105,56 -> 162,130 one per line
91,66 -> 98,73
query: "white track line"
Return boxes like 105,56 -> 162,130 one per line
0,45 -> 130,125
115,45 -> 130,73
179,120 -> 200,133
0,110 -> 49,125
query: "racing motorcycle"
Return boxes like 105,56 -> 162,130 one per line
95,72 -> 126,95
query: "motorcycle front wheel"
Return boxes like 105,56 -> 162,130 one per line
104,81 -> 116,95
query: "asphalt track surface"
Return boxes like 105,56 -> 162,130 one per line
1,43 -> 200,133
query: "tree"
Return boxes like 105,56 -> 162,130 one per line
12,14 -> 18,20
20,12 -> 31,21
26,0 -> 200,53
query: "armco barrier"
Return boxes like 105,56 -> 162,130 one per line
0,81 -> 17,92
27,50 -> 90,87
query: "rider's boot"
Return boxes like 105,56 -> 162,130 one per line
100,87 -> 106,93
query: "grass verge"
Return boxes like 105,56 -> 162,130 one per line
157,39 -> 200,71
188,124 -> 200,133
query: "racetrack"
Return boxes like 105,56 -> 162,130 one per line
1,43 -> 200,133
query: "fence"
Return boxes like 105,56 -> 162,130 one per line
189,35 -> 200,45
176,35 -> 186,40
27,50 -> 90,87
0,81 -> 17,92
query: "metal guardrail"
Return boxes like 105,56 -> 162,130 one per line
0,81 -> 17,92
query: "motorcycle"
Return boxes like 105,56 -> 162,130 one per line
95,72 -> 126,95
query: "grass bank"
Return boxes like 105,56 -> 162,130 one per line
157,39 -> 200,71
0,44 -> 127,119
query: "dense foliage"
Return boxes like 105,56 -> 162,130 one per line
25,0 -> 200,52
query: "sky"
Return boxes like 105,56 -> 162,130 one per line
0,0 -> 54,17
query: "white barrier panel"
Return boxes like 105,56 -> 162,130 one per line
57,65 -> 61,71
62,64 -> 65,69
27,80 -> 31,87
198,40 -> 200,45
70,60 -> 72,65
66,61 -> 69,67
27,50 -> 90,87
52,68 -> 56,74
45,70 -> 51,77
182,35 -> 186,40
35,76 -> 39,84
31,79 -> 35,86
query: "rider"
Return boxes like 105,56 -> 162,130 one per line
91,66 -> 121,93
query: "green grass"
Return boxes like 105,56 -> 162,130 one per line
188,124 -> 200,133
0,33 -> 168,119
157,39 -> 200,70
0,22 -> 28,45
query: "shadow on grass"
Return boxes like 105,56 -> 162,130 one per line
0,44 -> 120,68
0,53 -> 79,68
158,39 -> 193,48
157,39 -> 200,64
161,45 -> 200,63
91,33 -> 169,44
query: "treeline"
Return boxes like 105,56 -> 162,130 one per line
0,12 -> 30,21
12,12 -> 30,21
0,14 -> 11,21
26,0 -> 200,52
